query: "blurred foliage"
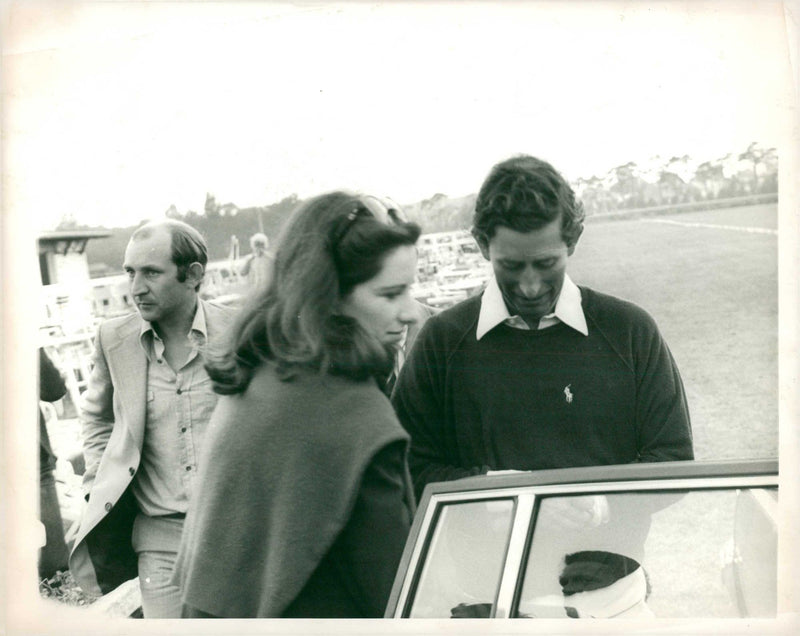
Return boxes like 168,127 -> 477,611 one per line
39,570 -> 96,607
83,195 -> 300,277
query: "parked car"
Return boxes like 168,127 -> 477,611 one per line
385,459 -> 778,620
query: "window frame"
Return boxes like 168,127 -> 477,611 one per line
385,459 -> 778,619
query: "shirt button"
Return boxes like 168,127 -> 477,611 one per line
157,359 -> 163,364
129,467 -> 135,476
181,427 -> 187,433
176,389 -> 183,395
185,466 -> 191,471
104,502 -> 113,512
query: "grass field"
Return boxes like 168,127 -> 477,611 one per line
550,204 -> 778,617
569,203 -> 778,461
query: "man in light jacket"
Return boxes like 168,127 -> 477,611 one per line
69,219 -> 235,617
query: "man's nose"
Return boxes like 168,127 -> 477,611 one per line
130,272 -> 147,296
517,268 -> 542,298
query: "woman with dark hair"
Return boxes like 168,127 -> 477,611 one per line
173,192 -> 422,618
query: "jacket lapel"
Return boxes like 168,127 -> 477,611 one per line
107,318 -> 148,450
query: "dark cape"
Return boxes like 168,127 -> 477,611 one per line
173,363 -> 415,617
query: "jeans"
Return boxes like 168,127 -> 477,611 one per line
131,513 -> 184,618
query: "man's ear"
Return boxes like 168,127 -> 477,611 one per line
186,262 -> 205,286
471,228 -> 490,260
567,227 -> 584,256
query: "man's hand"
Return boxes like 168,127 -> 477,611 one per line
538,495 -> 610,531
484,473 -> 609,530
450,602 -> 492,618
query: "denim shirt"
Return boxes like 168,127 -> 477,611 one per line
133,302 -> 218,516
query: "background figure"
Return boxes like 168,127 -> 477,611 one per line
239,232 -> 274,291
68,220 -> 235,617
38,348 -> 69,580
174,192 -> 421,618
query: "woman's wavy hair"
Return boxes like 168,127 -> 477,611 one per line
207,191 -> 421,394
472,155 -> 585,248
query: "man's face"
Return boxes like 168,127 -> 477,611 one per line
478,218 -> 574,326
123,227 -> 198,325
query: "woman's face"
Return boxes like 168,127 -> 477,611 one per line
338,245 -> 419,346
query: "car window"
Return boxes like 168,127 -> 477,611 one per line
407,499 -> 515,618
725,488 -> 779,617
515,488 -> 778,618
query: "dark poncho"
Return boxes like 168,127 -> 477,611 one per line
173,363 -> 414,617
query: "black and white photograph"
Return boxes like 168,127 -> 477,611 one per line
2,1 -> 798,634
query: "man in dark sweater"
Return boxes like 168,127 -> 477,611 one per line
392,155 -> 694,501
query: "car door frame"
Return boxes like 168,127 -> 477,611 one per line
385,458 -> 779,618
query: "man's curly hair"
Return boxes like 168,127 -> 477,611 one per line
472,155 -> 585,248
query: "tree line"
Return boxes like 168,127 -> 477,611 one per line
74,142 -> 776,276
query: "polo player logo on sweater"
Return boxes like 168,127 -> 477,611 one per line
564,384 -> 573,404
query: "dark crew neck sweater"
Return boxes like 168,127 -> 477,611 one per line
392,286 -> 693,498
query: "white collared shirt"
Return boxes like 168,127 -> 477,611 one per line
476,273 -> 588,340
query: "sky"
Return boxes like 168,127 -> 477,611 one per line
2,1 -> 796,231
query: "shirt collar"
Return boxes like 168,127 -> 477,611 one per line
138,299 -> 208,347
476,273 -> 588,340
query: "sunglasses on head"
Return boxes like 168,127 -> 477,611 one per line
334,194 -> 409,246
358,195 -> 409,225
